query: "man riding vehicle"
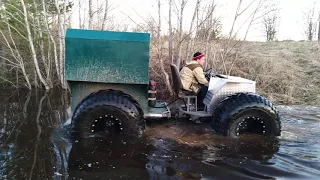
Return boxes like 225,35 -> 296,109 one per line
179,52 -> 209,109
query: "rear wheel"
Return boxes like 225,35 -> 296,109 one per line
71,90 -> 145,138
211,93 -> 281,137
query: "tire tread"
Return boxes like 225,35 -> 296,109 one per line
211,93 -> 281,136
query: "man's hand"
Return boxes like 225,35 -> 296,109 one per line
194,67 -> 209,86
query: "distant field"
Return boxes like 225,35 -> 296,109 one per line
150,41 -> 320,106
233,41 -> 320,105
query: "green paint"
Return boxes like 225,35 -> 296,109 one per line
69,81 -> 149,114
66,29 -> 150,42
65,29 -> 150,84
66,29 -> 153,115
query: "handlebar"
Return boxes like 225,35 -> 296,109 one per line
204,68 -> 215,81
204,69 -> 227,81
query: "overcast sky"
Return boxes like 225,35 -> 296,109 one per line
71,0 -> 320,41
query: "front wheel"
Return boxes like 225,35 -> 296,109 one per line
211,93 -> 281,137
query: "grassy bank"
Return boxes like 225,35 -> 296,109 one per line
236,41 -> 320,105
150,41 -> 320,106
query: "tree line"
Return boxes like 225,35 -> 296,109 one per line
0,0 -> 72,90
0,0 -> 319,91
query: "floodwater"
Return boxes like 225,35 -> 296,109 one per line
0,89 -> 319,180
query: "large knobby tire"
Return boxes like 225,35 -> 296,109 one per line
211,93 -> 281,137
71,90 -> 145,138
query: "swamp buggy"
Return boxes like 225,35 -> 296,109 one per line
66,29 -> 281,138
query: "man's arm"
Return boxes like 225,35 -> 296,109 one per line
193,67 -> 209,86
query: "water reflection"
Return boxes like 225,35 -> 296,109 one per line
52,130 -> 280,179
0,90 -> 319,179
68,136 -> 153,179
142,124 -> 280,179
0,89 -> 69,179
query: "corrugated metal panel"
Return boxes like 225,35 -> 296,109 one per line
204,79 -> 256,114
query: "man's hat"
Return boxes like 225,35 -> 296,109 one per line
193,52 -> 205,60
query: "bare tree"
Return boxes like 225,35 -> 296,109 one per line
173,0 -> 188,68
262,1 -> 279,41
318,13 -> 320,42
62,0 -> 67,89
78,0 -> 82,28
302,1 -> 317,41
0,0 -> 73,89
172,0 -> 219,67
54,0 -> 68,89
215,0 -> 267,76
157,0 -> 173,95
185,0 -> 201,62
203,0 -> 220,69
21,0 -> 50,89
263,16 -> 277,41
42,0 -> 59,87
101,0 -> 109,30
88,0 -> 93,29
32,0 -> 52,87
168,0 -> 173,63
0,28 -> 31,89
77,0 -> 118,30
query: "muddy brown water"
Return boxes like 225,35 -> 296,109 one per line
0,89 -> 319,180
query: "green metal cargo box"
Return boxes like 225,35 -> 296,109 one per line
65,29 -> 150,84
66,29 -> 151,113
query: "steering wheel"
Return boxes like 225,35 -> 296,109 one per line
204,68 -> 215,81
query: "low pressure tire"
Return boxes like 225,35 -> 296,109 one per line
71,90 -> 145,138
211,93 -> 281,137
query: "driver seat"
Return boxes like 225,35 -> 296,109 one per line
170,63 -> 198,112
